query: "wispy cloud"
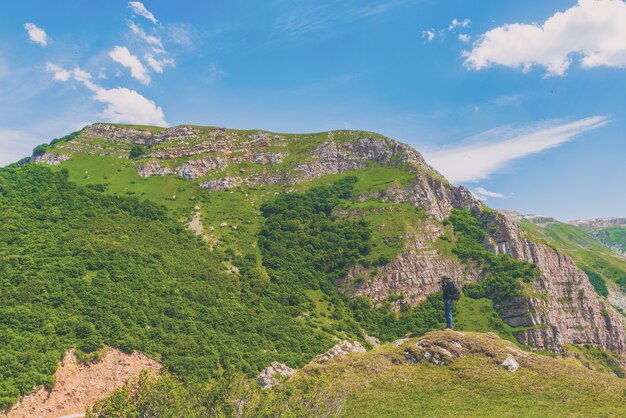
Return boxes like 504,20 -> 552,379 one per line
471,187 -> 507,201
464,0 -> 626,76
144,53 -> 175,73
422,17 -> 470,44
109,45 -> 151,84
23,22 -> 48,46
422,29 -> 435,43
165,23 -> 196,48
128,21 -> 163,48
355,1 -> 408,18
128,1 -> 158,24
448,18 -> 471,31
274,1 -> 407,40
423,116 -> 609,183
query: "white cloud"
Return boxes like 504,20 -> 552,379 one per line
144,54 -> 175,73
91,86 -> 166,126
47,64 -> 167,126
109,46 -> 151,85
424,116 -> 609,183
46,62 -> 70,82
472,187 -> 507,201
458,34 -> 471,43
24,23 -> 48,46
422,29 -> 435,42
449,18 -> 471,31
128,21 -> 163,48
464,0 -> 626,76
128,1 -> 158,24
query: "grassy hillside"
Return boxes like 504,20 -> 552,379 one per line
520,221 -> 626,294
0,163 -> 527,407
87,331 -> 626,417
0,165 -> 356,406
592,226 -> 626,255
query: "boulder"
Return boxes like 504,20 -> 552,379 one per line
501,355 -> 520,372
257,362 -> 296,389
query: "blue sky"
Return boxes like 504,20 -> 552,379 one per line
0,0 -> 624,220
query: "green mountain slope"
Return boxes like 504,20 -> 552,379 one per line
0,163 -> 519,407
0,165 -> 349,406
592,226 -> 626,255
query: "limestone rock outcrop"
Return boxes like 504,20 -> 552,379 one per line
135,163 -> 174,177
482,213 -> 626,355
174,157 -> 228,179
30,152 -> 71,165
339,219 -> 480,307
315,341 -> 367,364
199,176 -> 244,191
257,362 -> 296,389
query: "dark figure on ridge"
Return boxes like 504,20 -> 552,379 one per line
441,276 -> 460,330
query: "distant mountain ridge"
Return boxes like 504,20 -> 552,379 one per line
501,210 -> 626,257
570,218 -> 626,256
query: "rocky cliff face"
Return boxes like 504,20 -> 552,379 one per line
483,213 -> 626,355
29,152 -> 71,165
47,124 -> 438,189
339,219 -> 480,307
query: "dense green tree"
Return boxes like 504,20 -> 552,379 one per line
129,145 -> 146,158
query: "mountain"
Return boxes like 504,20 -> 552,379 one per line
570,218 -> 626,256
2,123 -> 625,415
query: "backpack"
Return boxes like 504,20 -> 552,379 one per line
451,282 -> 461,300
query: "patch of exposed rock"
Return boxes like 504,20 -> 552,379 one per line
174,157 -> 228,179
83,124 -> 200,145
357,171 -> 479,221
257,341 -> 367,389
257,362 -> 297,389
339,220 -> 479,308
5,348 -> 161,418
295,141 -> 365,179
501,355 -> 520,372
136,157 -> 228,180
400,331 -> 525,372
231,152 -> 289,165
199,176 -> 244,191
135,162 -> 174,177
608,284 -> 626,313
314,341 -> 366,364
30,152 -> 71,165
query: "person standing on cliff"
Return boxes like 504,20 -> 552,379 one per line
441,276 -> 460,330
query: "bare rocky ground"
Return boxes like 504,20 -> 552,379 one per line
3,348 -> 160,418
